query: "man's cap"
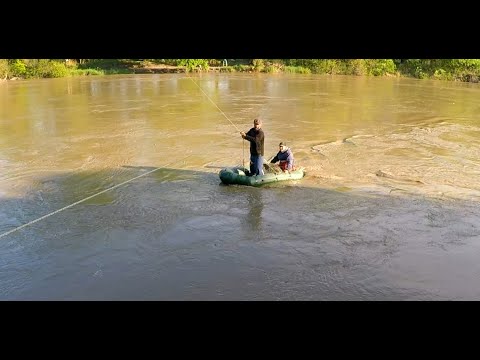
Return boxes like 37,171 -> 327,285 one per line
279,142 -> 287,147
253,118 -> 262,125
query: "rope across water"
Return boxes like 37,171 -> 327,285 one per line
0,154 -> 192,239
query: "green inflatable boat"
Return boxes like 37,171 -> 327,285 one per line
219,166 -> 305,187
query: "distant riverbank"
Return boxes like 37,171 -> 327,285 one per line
2,59 -> 480,83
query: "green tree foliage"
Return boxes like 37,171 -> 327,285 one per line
26,59 -> 69,78
343,59 -> 367,75
364,59 -> 396,76
176,59 -> 210,72
252,59 -> 265,72
9,59 -> 27,77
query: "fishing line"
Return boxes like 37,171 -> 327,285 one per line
187,75 -> 241,132
187,74 -> 246,168
0,154 -> 193,239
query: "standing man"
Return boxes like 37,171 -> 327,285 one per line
240,118 -> 265,176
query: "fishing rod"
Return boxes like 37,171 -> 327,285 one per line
186,74 -> 246,168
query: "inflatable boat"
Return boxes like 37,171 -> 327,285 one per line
219,165 -> 305,187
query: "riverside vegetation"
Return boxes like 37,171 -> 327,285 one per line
2,59 -> 480,83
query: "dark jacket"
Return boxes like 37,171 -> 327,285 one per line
271,148 -> 294,170
244,128 -> 264,156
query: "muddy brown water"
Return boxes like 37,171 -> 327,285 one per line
1,74 -> 480,300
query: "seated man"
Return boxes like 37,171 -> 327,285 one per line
270,142 -> 295,173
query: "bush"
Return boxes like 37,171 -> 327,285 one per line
234,65 -> 253,72
219,66 -> 236,73
344,59 -> 367,75
9,59 -> 27,77
49,61 -> 69,77
176,59 -> 210,72
81,59 -> 124,69
365,59 -> 396,76
22,59 -> 69,78
311,60 -> 340,74
0,59 -> 9,79
252,59 -> 264,72
284,66 -> 311,74
70,68 -> 105,76
433,68 -> 449,80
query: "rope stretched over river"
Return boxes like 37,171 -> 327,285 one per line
0,154 -> 193,239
